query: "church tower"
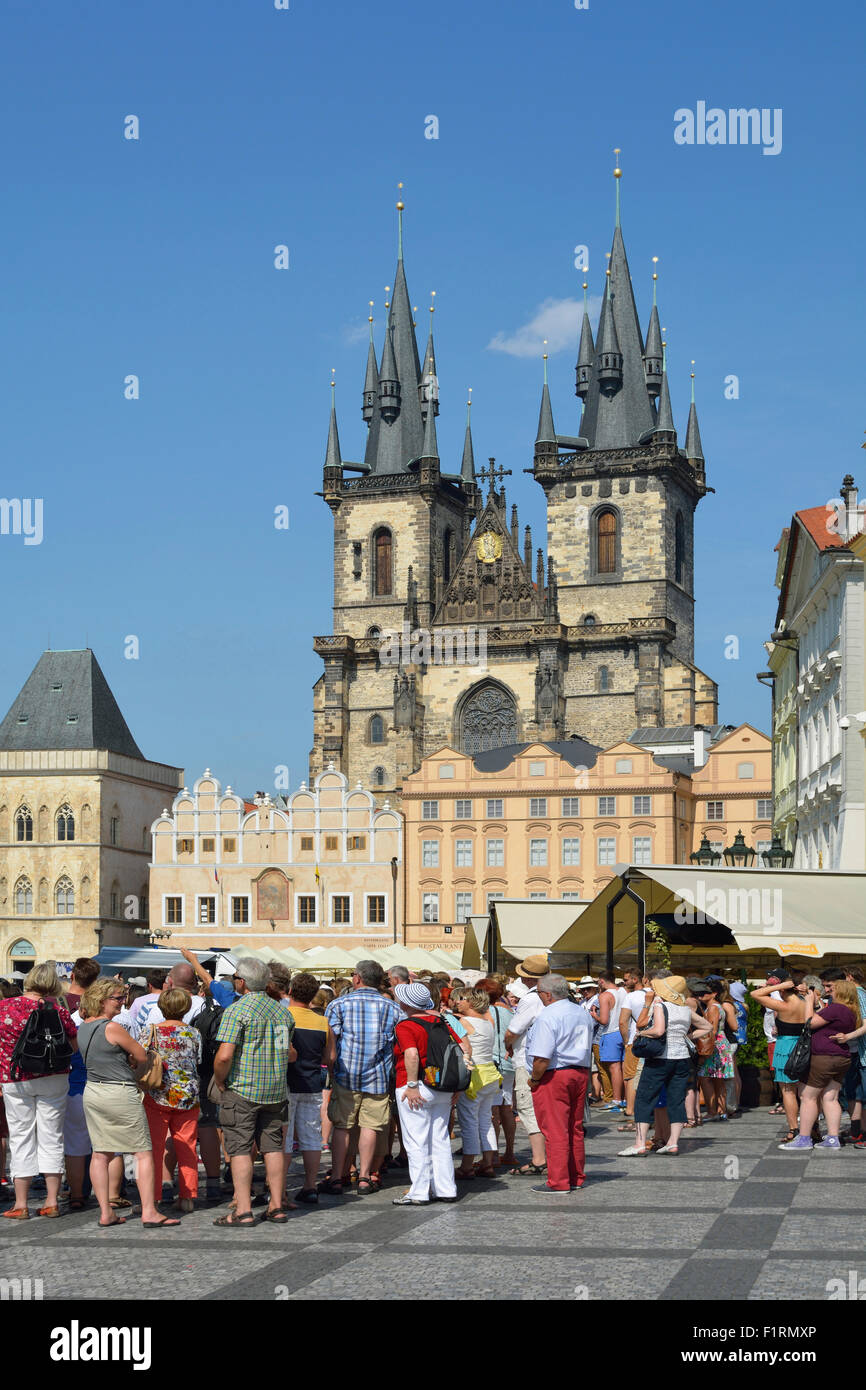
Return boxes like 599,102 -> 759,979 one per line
532,155 -> 718,741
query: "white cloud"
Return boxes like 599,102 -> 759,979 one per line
486,295 -> 602,358
342,320 -> 371,346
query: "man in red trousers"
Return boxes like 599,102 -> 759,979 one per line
526,975 -> 593,1194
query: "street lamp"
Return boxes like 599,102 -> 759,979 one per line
690,833 -> 721,867
723,829 -> 756,868
763,833 -> 794,869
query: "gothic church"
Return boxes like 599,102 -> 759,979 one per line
311,169 -> 719,798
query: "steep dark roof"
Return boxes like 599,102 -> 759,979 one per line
629,725 -> 732,745
578,225 -> 656,450
0,650 -> 144,758
472,738 -> 601,773
363,255 -> 425,475
651,754 -> 700,775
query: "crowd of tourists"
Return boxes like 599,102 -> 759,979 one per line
0,949 -> 863,1223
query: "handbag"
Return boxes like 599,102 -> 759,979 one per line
694,1003 -> 718,1059
136,1023 -> 165,1094
632,1002 -> 667,1059
466,1061 -> 503,1101
785,1024 -> 813,1082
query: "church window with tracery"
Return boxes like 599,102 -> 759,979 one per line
460,684 -> 518,755
15,806 -> 33,842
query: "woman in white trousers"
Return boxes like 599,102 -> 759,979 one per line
453,989 -> 502,1179
390,982 -> 471,1207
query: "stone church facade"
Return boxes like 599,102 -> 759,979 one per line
311,174 -> 718,800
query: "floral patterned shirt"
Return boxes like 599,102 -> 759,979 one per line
0,995 -> 77,1083
140,1021 -> 202,1109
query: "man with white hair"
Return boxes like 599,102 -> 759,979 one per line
525,974 -> 593,1194
211,957 -> 296,1227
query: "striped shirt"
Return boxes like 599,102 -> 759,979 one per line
215,991 -> 294,1104
325,988 -> 402,1093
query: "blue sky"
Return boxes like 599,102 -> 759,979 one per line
0,0 -> 863,793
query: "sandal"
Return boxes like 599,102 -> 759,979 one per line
142,1216 -> 182,1227
109,1197 -> 133,1210
263,1208 -> 289,1223
68,1198 -> 87,1211
37,1205 -> 61,1218
617,1121 -> 637,1132
212,1211 -> 254,1227
98,1216 -> 127,1227
506,1163 -> 546,1177
356,1179 -> 374,1194
1,1207 -> 30,1220
316,1179 -> 344,1196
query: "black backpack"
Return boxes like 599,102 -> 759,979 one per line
413,1015 -> 472,1092
192,999 -> 224,1067
9,1000 -> 74,1080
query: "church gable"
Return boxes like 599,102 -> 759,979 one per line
433,497 -> 548,629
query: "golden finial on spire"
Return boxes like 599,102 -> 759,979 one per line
396,180 -> 404,211
384,284 -> 391,311
613,148 -> 622,178
368,300 -> 374,322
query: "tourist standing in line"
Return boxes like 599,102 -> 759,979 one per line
77,978 -> 180,1229
525,974 -> 593,1194
142,987 -> 203,1213
283,972 -> 335,1205
780,974 -> 859,1152
619,976 -> 712,1158
0,961 -> 77,1221
617,969 -> 647,1134
751,972 -> 807,1144
592,970 -> 628,1111
504,955 -> 548,1177
453,988 -> 502,1180
322,961 -> 401,1197
695,979 -> 736,1121
477,977 -> 517,1168
391,982 -> 468,1206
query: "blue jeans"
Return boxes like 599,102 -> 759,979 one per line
634,1058 -> 692,1125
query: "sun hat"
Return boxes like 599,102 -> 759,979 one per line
515,954 -> 549,979
651,975 -> 688,1005
395,982 -> 435,1011
576,975 -> 597,989
506,979 -> 529,1000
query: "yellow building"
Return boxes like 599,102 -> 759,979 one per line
0,650 -> 183,972
149,765 -> 402,952
402,727 -> 772,949
848,526 -> 866,864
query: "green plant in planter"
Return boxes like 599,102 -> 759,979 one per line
645,919 -> 672,972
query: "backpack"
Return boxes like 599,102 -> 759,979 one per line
413,1015 -> 472,1092
192,999 -> 224,1064
9,1000 -> 74,1080
733,1000 -> 748,1046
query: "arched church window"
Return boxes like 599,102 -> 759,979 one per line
15,877 -> 33,914
57,805 -> 75,842
15,806 -> 33,842
370,714 -> 385,745
373,766 -> 386,786
599,666 -> 610,693
675,511 -> 685,583
373,528 -> 392,596
459,683 -> 518,755
597,510 -> 617,574
583,614 -> 597,627
55,875 -> 75,915
366,626 -> 381,639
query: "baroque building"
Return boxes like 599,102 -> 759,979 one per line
311,168 -> 718,800
0,650 -> 183,970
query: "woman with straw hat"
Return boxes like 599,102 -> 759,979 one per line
618,975 -> 712,1158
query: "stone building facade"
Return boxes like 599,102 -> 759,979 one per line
401,725 -> 771,950
310,174 -> 718,803
149,765 -> 402,951
0,650 -> 183,971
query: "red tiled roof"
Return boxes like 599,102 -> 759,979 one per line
795,505 -> 850,551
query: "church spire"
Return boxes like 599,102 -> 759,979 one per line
325,374 -> 342,468
420,369 -> 439,462
575,280 -> 595,400
362,302 -> 378,424
643,259 -> 663,398
595,270 -> 623,390
685,363 -> 704,463
461,390 -> 476,483
363,188 -> 425,475
536,345 -> 557,444
654,335 -> 676,439
421,292 -> 439,418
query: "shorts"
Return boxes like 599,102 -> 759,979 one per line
844,1058 -> 866,1104
805,1054 -> 851,1091
623,1045 -> 640,1082
64,1092 -> 92,1157
514,1066 -> 540,1136
598,1033 -> 625,1064
328,1084 -> 390,1132
285,1092 -> 323,1152
499,1072 -> 515,1107
219,1088 -> 287,1157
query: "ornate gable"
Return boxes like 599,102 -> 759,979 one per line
433,497 -> 550,628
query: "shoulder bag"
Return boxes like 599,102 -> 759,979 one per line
694,1004 -> 718,1059
632,1002 -> 667,1059
136,1023 -> 165,1094
785,1022 -> 813,1082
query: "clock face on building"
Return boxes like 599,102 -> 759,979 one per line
475,531 -> 503,564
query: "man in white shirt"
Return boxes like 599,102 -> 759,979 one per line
591,970 -> 628,1111
618,970 -> 647,1124
504,954 -> 549,1174
525,974 -> 593,1193
136,960 -> 206,1034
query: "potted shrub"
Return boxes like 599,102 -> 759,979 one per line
738,993 -> 771,1108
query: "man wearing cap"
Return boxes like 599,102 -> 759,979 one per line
503,955 -> 549,1175
524,974 -> 593,1193
391,983 -> 470,1206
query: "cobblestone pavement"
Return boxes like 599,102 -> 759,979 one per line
2,1106 -> 865,1301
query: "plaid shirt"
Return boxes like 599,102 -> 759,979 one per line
325,988 -> 402,1093
215,991 -> 294,1104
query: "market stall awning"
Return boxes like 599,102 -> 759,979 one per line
550,866 -> 866,962
461,916 -> 490,970
492,899 -> 592,962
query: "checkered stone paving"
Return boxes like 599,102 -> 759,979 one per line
2,1107 -> 864,1301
